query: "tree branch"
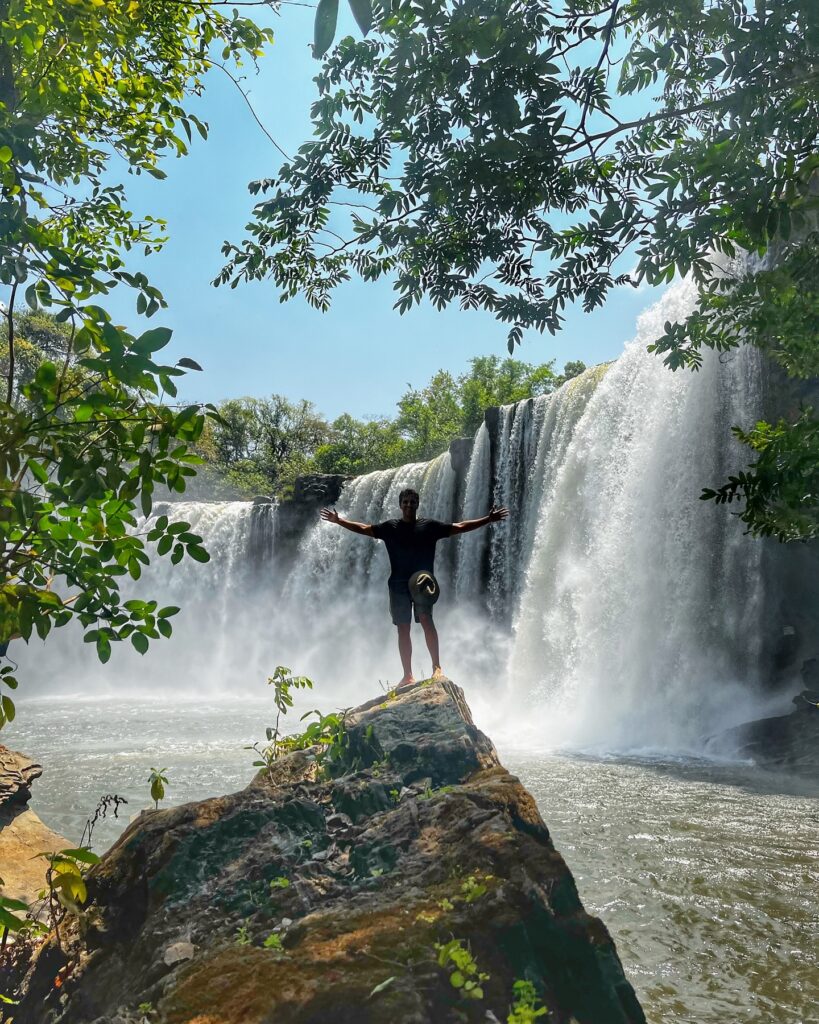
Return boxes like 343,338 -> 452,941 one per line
5,281 -> 18,407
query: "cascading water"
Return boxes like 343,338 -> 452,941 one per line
454,422 -> 491,603
506,281 -> 767,749
19,279 -> 772,749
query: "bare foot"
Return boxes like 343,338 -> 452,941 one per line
431,666 -> 445,681
397,675 -> 416,689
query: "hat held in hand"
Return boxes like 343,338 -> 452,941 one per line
408,570 -> 440,605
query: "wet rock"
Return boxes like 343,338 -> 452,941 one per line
712,704 -> 819,775
448,437 -> 473,475
12,680 -> 646,1024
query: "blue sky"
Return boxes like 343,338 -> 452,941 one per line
104,5 -> 665,422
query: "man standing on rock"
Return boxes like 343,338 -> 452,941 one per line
320,488 -> 509,686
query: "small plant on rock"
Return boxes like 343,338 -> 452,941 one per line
247,666 -> 314,776
36,847 -> 100,946
263,932 -> 284,950
460,874 -> 489,904
0,882 -> 33,951
148,767 -> 169,809
507,979 -> 548,1023
269,876 -> 290,891
435,938 -> 489,1000
234,923 -> 251,946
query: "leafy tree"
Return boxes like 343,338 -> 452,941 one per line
396,369 -> 463,461
312,412 -> 411,475
459,355 -> 562,434
0,1 -> 273,719
200,395 -> 330,495
222,0 -> 819,540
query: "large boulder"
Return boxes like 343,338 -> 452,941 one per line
710,697 -> 819,775
13,681 -> 645,1024
0,747 -> 69,908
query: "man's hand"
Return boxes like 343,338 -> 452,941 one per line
449,505 -> 510,536
320,507 -> 375,537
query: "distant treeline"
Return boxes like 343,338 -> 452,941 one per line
1,312 -> 584,499
197,356 -> 586,498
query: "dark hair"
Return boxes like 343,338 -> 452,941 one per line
399,488 -> 420,505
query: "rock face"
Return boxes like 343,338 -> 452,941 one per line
0,747 -> 69,907
711,700 -> 819,775
0,746 -> 43,808
13,681 -> 646,1024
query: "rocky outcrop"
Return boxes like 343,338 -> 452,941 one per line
0,746 -> 69,906
13,681 -> 645,1024
0,746 -> 42,808
710,697 -> 819,775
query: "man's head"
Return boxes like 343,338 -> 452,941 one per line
399,488 -> 420,522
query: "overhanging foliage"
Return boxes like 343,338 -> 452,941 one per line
0,0 -> 274,720
221,0 -> 819,540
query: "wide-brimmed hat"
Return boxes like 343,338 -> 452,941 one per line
408,570 -> 440,605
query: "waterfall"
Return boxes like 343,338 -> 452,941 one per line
454,423 -> 491,602
18,279 -> 771,749
506,281 -> 765,748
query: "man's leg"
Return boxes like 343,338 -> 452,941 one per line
389,587 -> 415,686
397,623 -> 414,686
418,613 -> 444,679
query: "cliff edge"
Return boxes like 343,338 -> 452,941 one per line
13,680 -> 645,1024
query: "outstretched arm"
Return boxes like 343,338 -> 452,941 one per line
449,506 -> 510,536
319,507 -> 376,537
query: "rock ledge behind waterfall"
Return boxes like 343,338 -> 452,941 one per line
14,680 -> 646,1024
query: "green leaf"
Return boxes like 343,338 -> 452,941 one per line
186,545 -> 210,563
348,0 -> 373,35
368,976 -> 395,998
0,906 -> 25,931
131,632 -> 149,655
177,357 -> 203,371
1,696 -> 15,723
313,0 -> 339,57
96,633 -> 111,664
134,327 -> 172,354
0,146 -> 12,163
0,897 -> 28,912
61,848 -> 100,865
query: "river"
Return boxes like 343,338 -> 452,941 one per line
9,697 -> 818,1024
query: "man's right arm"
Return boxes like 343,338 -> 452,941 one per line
319,507 -> 376,537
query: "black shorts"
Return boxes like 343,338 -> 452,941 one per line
388,585 -> 434,625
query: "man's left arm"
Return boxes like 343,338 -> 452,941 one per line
448,506 -> 510,536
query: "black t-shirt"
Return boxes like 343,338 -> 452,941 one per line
371,518 -> 452,589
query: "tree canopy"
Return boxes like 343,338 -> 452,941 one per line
221,0 -> 819,541
199,355 -> 582,493
0,1 -> 273,720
